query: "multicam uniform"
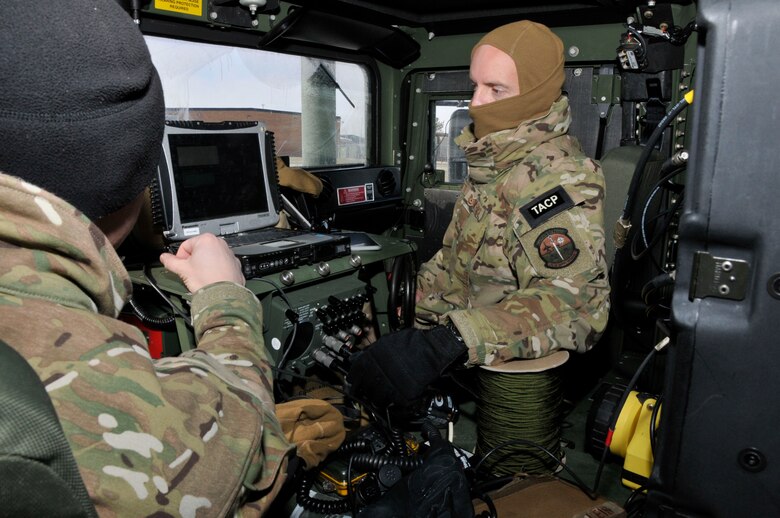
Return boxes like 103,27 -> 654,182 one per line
0,173 -> 292,517
416,97 -> 610,366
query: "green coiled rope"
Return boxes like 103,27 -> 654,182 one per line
475,367 -> 564,476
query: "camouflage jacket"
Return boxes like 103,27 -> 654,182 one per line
416,97 -> 610,366
0,172 -> 293,517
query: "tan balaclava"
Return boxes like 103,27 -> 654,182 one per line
469,20 -> 565,139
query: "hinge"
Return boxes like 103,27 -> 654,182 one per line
689,252 -> 750,301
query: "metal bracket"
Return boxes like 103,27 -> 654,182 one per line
591,67 -> 621,118
689,252 -> 750,301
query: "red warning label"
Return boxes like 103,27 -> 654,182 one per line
337,184 -> 374,206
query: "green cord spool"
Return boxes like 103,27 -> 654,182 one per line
475,366 -> 565,476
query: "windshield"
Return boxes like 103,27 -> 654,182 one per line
145,35 -> 371,168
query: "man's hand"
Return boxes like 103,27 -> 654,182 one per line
347,326 -> 467,409
160,233 -> 245,293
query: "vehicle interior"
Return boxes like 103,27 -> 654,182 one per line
8,0 -> 776,516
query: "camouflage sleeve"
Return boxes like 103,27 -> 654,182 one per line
447,157 -> 610,366
187,281 -> 275,410
416,248 -> 448,307
448,262 -> 609,366
155,281 -> 292,510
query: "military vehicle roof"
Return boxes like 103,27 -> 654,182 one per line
287,0 -> 670,35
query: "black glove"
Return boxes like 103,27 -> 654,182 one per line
347,326 -> 467,409
357,434 -> 475,518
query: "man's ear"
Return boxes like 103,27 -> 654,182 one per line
95,189 -> 147,248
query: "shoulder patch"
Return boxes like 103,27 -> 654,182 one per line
516,210 -> 598,279
518,187 -> 574,229
534,227 -> 579,269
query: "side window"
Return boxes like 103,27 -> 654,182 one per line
145,36 -> 371,168
432,99 -> 471,184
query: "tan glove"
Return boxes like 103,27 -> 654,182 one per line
276,398 -> 346,469
276,157 -> 323,197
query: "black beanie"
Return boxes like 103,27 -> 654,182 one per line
0,0 -> 165,222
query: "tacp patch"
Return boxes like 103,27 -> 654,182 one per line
534,227 -> 579,269
516,209 -> 598,278
519,187 -> 574,229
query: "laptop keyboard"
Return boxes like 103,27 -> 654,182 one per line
166,227 -> 305,254
222,227 -> 303,246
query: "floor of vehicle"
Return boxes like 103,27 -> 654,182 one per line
450,370 -> 634,511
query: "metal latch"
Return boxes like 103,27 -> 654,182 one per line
689,252 -> 750,301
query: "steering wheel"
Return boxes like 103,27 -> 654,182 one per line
387,252 -> 416,331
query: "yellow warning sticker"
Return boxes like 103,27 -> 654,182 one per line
155,0 -> 202,17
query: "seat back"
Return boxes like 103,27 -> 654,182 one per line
599,145 -> 665,268
0,340 -> 97,517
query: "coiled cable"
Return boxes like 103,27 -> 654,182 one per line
389,427 -> 407,457
296,471 -> 351,515
349,453 -> 423,473
475,368 -> 564,476
127,296 -> 175,326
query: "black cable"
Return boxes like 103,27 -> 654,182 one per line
253,278 -> 300,369
639,169 -> 684,248
270,365 -> 386,426
253,277 -> 294,309
629,168 -> 685,276
142,266 -> 191,323
389,427 -> 407,457
631,164 -> 687,264
626,24 -> 649,54
630,197 -> 683,270
641,273 -> 674,306
590,338 -> 669,496
624,484 -> 648,517
649,394 -> 663,458
350,453 -> 423,472
621,95 -> 692,222
347,455 -> 358,517
444,370 -> 486,405
473,438 -> 597,501
337,436 -> 372,455
473,492 -> 498,518
629,213 -> 667,272
669,21 -> 698,45
277,324 -> 298,371
126,296 -> 175,326
296,471 -> 351,514
611,97 -> 691,319
271,365 -> 348,393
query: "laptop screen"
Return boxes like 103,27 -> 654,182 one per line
155,120 -> 280,241
170,133 -> 269,223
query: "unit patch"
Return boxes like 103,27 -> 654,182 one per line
534,227 -> 579,269
519,187 -> 574,229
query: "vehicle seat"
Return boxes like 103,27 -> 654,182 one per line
600,144 -> 663,268
0,340 -> 97,517
600,144 -> 665,315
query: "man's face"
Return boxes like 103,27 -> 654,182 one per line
469,44 -> 520,107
